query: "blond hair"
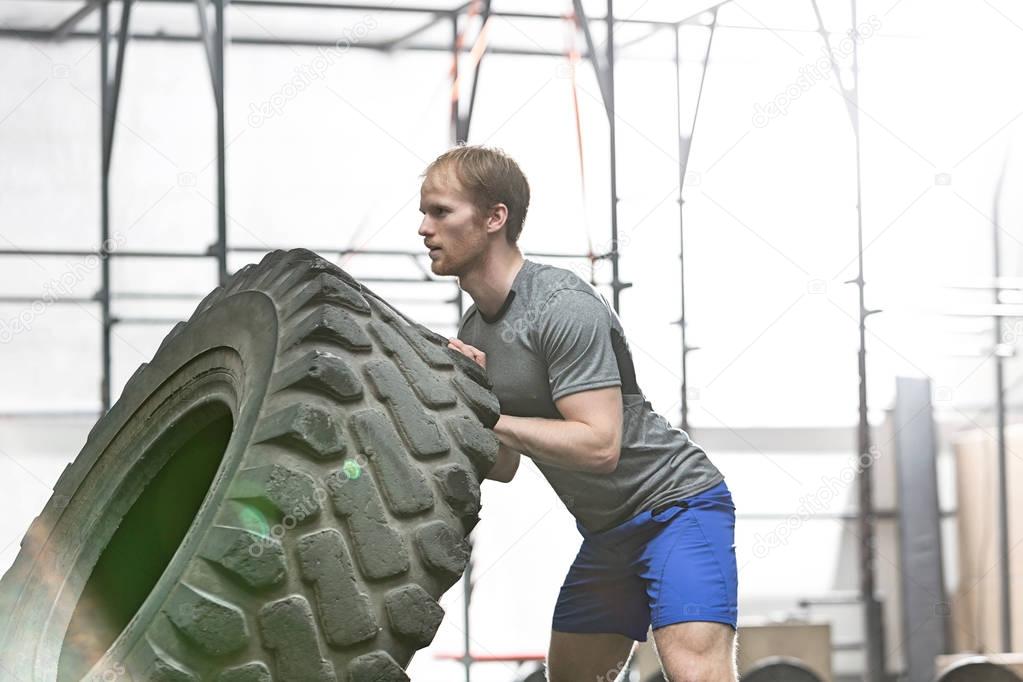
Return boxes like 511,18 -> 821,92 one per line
422,144 -> 530,245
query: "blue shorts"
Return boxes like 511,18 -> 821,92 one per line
552,479 -> 738,642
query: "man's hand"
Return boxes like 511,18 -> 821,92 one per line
448,338 -> 486,369
448,338 -> 518,481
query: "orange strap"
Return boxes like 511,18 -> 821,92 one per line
450,1 -> 492,122
564,9 -> 597,279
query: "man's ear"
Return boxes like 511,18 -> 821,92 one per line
484,203 -> 509,236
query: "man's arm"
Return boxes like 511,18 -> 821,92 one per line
450,288 -> 626,475
492,288 -> 624,473
492,385 -> 623,474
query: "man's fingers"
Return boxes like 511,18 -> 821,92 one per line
449,338 -> 479,355
447,339 -> 473,358
447,338 -> 486,369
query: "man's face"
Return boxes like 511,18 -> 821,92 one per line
418,170 -> 489,277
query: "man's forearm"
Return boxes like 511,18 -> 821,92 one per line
492,414 -> 615,474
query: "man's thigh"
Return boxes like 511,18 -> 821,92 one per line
651,621 -> 737,682
547,630 -> 636,682
548,531 -> 649,681
551,535 -> 652,642
642,482 -> 738,632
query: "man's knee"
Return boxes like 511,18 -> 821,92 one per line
652,622 -> 737,682
661,654 -> 732,682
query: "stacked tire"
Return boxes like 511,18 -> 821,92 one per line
0,249 -> 500,681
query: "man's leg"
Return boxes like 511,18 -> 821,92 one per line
651,621 -> 737,682
549,517 -> 652,682
640,482 -> 739,681
546,630 -> 636,682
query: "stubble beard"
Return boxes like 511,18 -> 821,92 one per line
438,225 -> 488,279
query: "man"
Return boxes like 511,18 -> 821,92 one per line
418,144 -> 739,682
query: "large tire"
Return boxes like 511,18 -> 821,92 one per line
0,249 -> 501,681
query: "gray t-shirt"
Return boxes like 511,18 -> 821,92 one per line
458,258 -> 724,533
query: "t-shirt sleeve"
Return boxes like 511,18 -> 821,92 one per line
536,289 -> 622,401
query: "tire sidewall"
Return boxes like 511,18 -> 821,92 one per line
0,291 -> 279,679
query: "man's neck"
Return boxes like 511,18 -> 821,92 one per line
459,249 -> 525,320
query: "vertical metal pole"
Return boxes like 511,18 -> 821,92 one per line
606,0 -> 621,315
99,1 -> 112,413
674,13 -> 717,432
674,27 -> 688,432
849,1 -> 886,679
214,0 -> 228,284
461,552 -> 473,682
449,15 -> 472,682
992,161 -> 1013,653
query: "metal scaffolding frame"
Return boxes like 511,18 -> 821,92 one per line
0,1 -> 896,679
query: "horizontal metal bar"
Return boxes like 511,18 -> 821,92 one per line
0,290 -> 465,304
737,509 -> 956,521
229,246 -> 598,260
382,12 -> 448,49
40,0 -> 468,14
0,410 -> 100,418
111,317 -> 182,324
228,246 -> 427,256
113,291 -> 207,300
831,641 -> 866,652
0,28 -> 696,60
0,296 -> 96,304
0,246 -> 442,260
112,315 -> 456,326
794,590 -> 892,611
797,591 -> 863,606
0,248 -> 213,259
483,8 -> 680,27
39,0 -> 685,26
26,1 -> 895,36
